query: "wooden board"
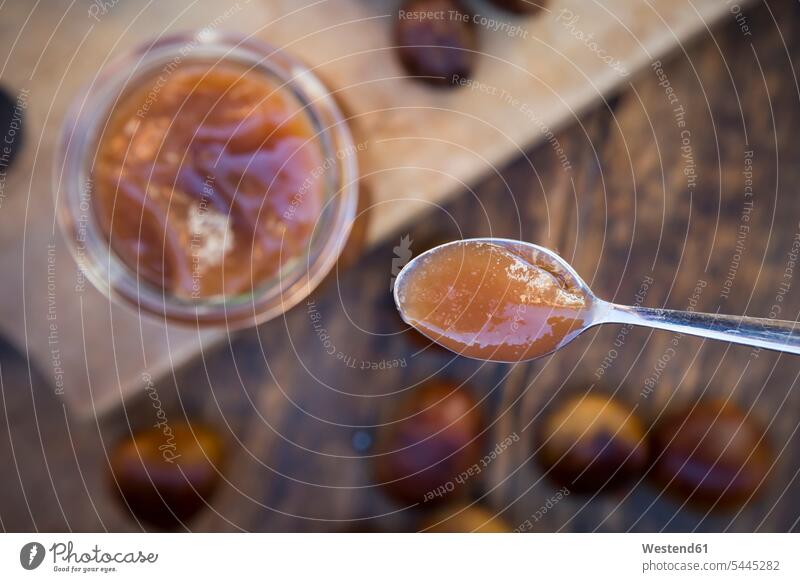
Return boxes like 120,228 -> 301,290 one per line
0,0 -> 751,416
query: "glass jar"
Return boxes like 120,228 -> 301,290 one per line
55,31 -> 358,328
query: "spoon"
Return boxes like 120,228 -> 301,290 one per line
393,238 -> 800,362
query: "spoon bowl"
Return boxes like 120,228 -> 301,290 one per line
393,238 -> 597,362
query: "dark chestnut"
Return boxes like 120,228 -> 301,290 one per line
536,393 -> 648,493
395,0 -> 477,87
108,422 -> 225,529
0,86 -> 25,173
650,400 -> 773,509
374,380 -> 483,504
421,504 -> 511,532
487,0 -> 547,15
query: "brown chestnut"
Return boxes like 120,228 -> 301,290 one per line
108,422 -> 225,529
395,0 -> 477,87
421,504 -> 511,532
487,0 -> 547,15
374,380 -> 483,504
536,393 -> 648,493
650,400 -> 773,509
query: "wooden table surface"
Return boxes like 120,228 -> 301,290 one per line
2,0 -> 800,532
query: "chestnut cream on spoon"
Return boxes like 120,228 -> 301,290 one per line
393,239 -> 800,362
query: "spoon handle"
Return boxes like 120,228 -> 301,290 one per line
601,302 -> 800,355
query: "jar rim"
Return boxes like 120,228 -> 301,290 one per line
55,31 -> 359,329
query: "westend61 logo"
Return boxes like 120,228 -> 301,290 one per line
19,541 -> 158,574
